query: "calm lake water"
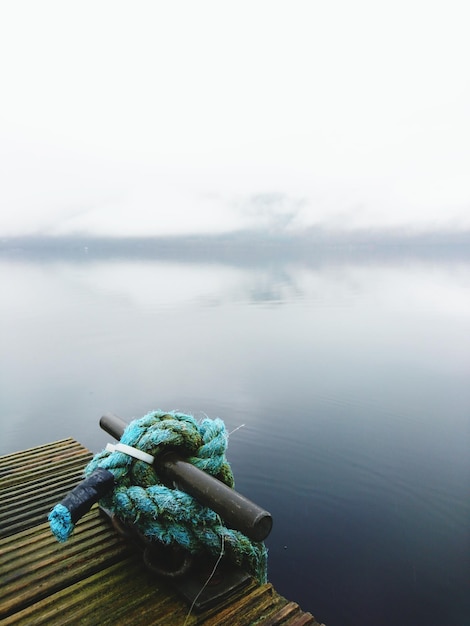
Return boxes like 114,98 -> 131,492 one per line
1,249 -> 469,625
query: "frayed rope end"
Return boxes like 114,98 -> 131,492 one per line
48,503 -> 74,542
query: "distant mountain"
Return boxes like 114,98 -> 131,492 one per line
1,228 -> 470,266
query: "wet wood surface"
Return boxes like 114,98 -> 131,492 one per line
0,439 -> 323,625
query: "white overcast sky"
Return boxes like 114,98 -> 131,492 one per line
1,0 -> 469,237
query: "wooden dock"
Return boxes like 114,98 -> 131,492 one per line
0,439 -> 323,625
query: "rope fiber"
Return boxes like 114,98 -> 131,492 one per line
50,410 -> 267,583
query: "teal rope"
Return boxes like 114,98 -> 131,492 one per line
57,411 -> 267,583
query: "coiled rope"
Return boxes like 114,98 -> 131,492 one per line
51,411 -> 267,583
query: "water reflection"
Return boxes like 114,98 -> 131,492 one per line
0,254 -> 469,626
2,255 -> 469,312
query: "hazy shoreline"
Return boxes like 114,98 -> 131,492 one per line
1,228 -> 470,266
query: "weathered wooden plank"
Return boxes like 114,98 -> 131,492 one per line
2,564 -> 320,626
0,439 -> 323,625
0,438 -> 90,478
0,438 -> 93,538
0,475 -> 84,522
0,559 -> 183,626
1,472 -> 83,506
0,438 -> 80,465
260,601 -> 321,626
0,452 -> 92,490
0,510 -> 130,620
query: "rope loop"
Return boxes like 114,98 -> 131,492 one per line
84,410 -> 267,583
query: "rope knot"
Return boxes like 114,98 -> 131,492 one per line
53,410 -> 267,583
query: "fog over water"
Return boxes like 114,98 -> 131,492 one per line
1,3 -> 470,625
1,245 -> 469,626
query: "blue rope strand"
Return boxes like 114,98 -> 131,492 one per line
50,410 -> 267,583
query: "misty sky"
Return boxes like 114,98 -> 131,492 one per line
1,1 -> 469,238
